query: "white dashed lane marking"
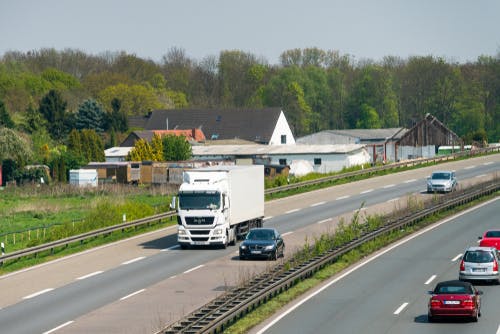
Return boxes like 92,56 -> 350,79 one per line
452,254 -> 463,262
464,165 -> 476,170
393,302 -> 409,315
120,289 -> 145,301
310,201 -> 326,207
425,275 -> 437,285
383,184 -> 395,189
285,209 -> 300,214
317,218 -> 332,224
336,195 -> 350,200
404,179 -> 417,183
43,321 -> 74,334
76,271 -> 103,280
23,288 -> 54,300
122,256 -> 145,265
360,189 -> 373,194
184,265 -> 204,274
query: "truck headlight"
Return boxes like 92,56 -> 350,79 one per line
213,229 -> 224,235
178,229 -> 187,235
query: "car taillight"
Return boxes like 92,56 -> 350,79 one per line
462,299 -> 474,307
430,299 -> 441,307
460,260 -> 465,271
494,259 -> 498,272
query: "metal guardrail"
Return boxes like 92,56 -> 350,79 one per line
161,179 -> 499,334
0,212 -> 176,263
265,146 -> 500,195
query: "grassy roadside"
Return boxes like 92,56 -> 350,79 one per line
223,192 -> 499,334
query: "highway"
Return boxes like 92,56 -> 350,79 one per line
255,198 -> 500,334
0,155 -> 497,333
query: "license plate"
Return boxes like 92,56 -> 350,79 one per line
193,241 -> 208,245
473,268 -> 486,272
251,250 -> 262,254
444,300 -> 460,305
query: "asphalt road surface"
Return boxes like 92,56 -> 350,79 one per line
0,155 -> 497,333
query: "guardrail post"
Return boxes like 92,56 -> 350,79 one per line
1,242 -> 5,266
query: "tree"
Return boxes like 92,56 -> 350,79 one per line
162,135 -> 191,161
356,104 -> 381,128
23,102 -> 46,133
75,99 -> 106,132
38,89 -> 70,140
0,127 -> 33,165
67,129 -> 104,163
98,83 -> 163,116
127,139 -> 155,161
107,97 -> 128,132
0,99 -> 15,128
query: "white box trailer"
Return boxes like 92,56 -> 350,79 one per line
174,165 -> 264,248
69,169 -> 98,187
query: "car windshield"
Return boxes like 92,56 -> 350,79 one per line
246,230 -> 275,240
464,250 -> 494,263
431,172 -> 451,180
485,231 -> 500,238
435,285 -> 471,294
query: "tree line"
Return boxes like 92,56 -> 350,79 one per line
0,47 -> 499,183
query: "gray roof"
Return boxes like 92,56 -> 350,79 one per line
144,108 -> 283,144
297,128 -> 407,144
192,144 -> 366,156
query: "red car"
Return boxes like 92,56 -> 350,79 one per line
479,230 -> 500,250
428,280 -> 482,322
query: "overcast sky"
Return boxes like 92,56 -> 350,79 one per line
1,0 -> 499,64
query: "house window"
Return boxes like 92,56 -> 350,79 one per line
281,135 -> 287,144
314,158 -> 322,165
279,159 -> 287,166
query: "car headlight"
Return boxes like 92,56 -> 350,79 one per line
240,245 -> 247,250
265,245 -> 275,250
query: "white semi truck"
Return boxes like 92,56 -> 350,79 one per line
172,165 -> 264,249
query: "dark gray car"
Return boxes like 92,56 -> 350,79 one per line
239,228 -> 285,260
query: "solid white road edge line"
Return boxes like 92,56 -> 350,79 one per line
285,209 -> 300,214
42,321 -> 74,334
317,218 -> 332,225
76,271 -> 103,280
394,302 -> 409,315
425,275 -> 437,285
263,216 -> 273,221
282,232 -> 293,237
121,256 -> 145,265
120,289 -> 145,301
184,265 -> 204,274
23,288 -> 54,300
387,197 -> 400,203
310,201 -> 326,207
452,254 -> 463,262
496,324 -> 500,334
255,197 -> 499,334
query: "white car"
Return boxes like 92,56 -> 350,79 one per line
427,170 -> 457,193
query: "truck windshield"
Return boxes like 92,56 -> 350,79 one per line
179,192 -> 221,210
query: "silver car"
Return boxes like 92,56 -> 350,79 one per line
459,246 -> 499,284
427,170 -> 457,193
